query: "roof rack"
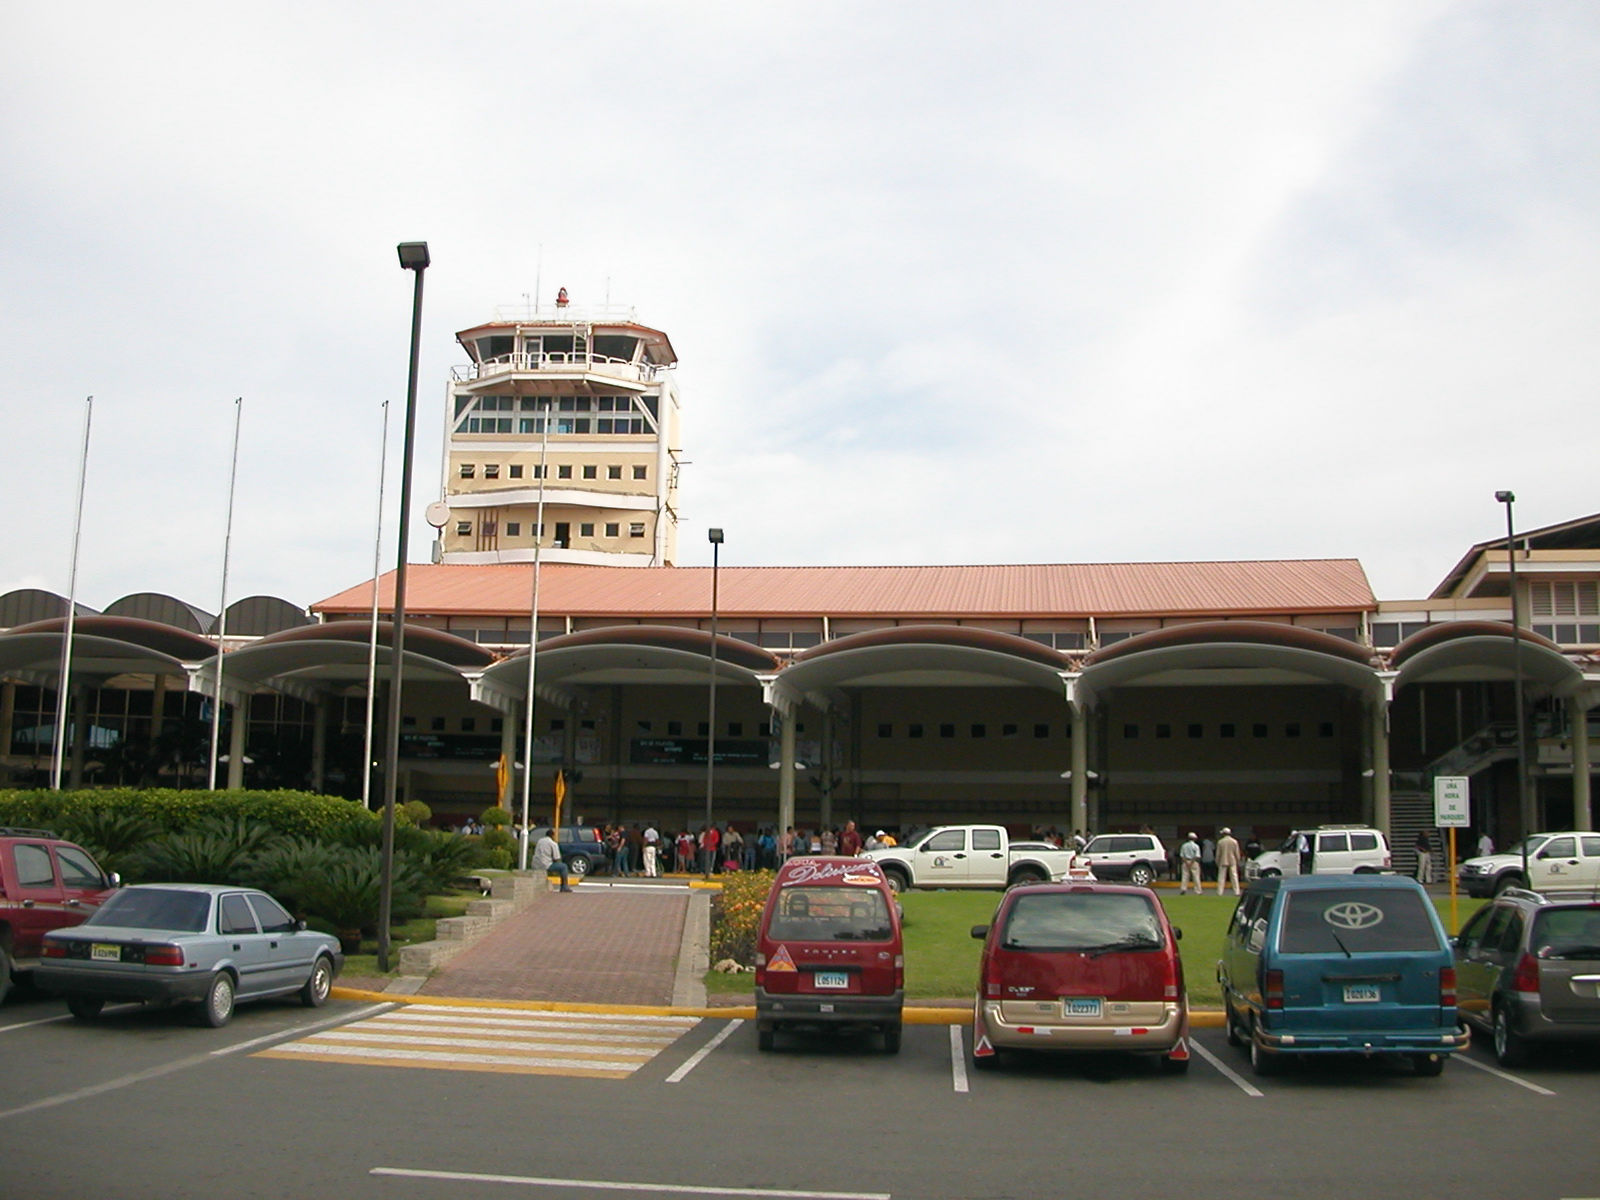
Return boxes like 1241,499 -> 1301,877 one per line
0,826 -> 59,839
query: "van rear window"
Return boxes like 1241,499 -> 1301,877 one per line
768,886 -> 892,942
1279,889 -> 1440,954
1001,892 -> 1162,953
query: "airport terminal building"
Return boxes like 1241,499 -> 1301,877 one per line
2,303 -> 1596,859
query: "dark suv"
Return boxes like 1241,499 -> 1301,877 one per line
1452,888 -> 1600,1066
0,827 -> 118,1002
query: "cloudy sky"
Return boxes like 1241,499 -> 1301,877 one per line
3,1 -> 1596,615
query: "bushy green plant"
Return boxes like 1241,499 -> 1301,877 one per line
301,846 -> 426,947
122,814 -> 274,884
0,788 -> 375,841
408,831 -> 486,892
244,837 -> 342,914
480,806 -> 511,827
482,846 -> 513,869
399,799 -> 432,826
51,807 -> 162,877
709,870 -> 775,966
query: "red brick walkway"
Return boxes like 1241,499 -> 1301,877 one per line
417,889 -> 690,1006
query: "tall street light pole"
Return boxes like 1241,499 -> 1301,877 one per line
704,527 -> 724,878
1496,490 -> 1534,881
378,241 -> 429,973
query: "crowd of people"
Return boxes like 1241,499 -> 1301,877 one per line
583,819 -> 907,875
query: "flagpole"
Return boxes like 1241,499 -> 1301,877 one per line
207,398 -> 243,791
51,396 -> 92,791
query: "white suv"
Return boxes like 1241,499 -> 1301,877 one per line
1248,825 -> 1390,878
1078,833 -> 1168,886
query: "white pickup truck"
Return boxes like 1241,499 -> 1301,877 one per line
863,824 -> 1082,892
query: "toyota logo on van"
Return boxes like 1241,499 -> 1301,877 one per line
1323,901 -> 1384,930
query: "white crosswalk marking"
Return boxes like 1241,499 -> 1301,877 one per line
256,1005 -> 700,1079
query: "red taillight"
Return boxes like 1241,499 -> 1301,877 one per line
143,944 -> 185,967
1512,952 -> 1540,995
982,952 -> 1004,999
894,953 -> 904,990
1264,968 -> 1284,1010
1159,947 -> 1179,1001
41,938 -> 67,959
1439,965 -> 1457,1007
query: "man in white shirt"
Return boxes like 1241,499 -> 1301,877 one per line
642,825 -> 660,877
533,829 -> 572,892
1477,831 -> 1494,858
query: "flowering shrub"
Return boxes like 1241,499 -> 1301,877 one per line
709,869 -> 776,966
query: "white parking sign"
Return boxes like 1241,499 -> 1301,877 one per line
1434,776 -> 1470,827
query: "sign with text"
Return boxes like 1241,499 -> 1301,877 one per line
1434,775 -> 1470,827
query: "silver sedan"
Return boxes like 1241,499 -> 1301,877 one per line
36,883 -> 343,1027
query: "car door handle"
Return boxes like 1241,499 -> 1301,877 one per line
953,853 -> 967,859
232,943 -> 242,951
270,941 -> 279,949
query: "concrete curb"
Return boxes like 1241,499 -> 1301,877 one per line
329,986 -> 1225,1028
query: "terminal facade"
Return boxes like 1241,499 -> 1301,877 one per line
2,301 -> 1596,864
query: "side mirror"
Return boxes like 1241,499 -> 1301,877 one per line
970,924 -> 989,940
1172,926 -> 1183,941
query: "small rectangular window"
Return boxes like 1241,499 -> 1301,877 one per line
1319,722 -> 1334,737
629,523 -> 645,538
728,722 -> 743,737
878,724 -> 893,737
460,717 -> 476,732
1188,723 -> 1203,738
455,521 -> 472,536
606,523 -> 620,537
509,464 -> 523,479
558,465 -> 572,479
1034,723 -> 1050,738
484,464 -> 500,479
908,723 -> 924,738
1123,724 -> 1139,739
633,465 -> 648,480
459,464 -> 475,478
506,522 -> 521,536
939,723 -> 955,738
970,724 -> 986,738
431,716 -> 446,731
608,465 -> 622,479
583,465 -> 598,479
1220,723 -> 1236,738
667,721 -> 682,736
1253,723 -> 1269,738
580,523 -> 594,537
1002,723 -> 1018,738
1155,724 -> 1172,739
1285,723 -> 1301,738
697,721 -> 709,736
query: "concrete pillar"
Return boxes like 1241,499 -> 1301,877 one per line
69,684 -> 89,789
227,701 -> 247,789
1570,698 -> 1592,831
1370,700 -> 1391,838
311,698 -> 327,793
1070,703 -> 1088,837
818,711 -> 834,832
778,714 -> 796,836
1,681 -> 14,778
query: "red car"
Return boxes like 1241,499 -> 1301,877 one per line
970,881 -> 1189,1073
1,827 -> 118,1003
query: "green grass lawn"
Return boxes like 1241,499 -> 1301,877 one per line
706,888 -> 1486,1007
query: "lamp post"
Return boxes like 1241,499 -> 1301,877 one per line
704,527 -> 724,877
378,241 -> 429,973
1495,490 -> 1534,882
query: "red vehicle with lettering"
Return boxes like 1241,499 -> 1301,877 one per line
0,827 -> 118,1003
754,856 -> 905,1053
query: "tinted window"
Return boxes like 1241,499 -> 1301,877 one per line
1543,837 -> 1577,858
1583,836 -> 1600,857
1494,911 -> 1525,954
55,846 -> 103,888
1000,892 -> 1162,953
972,829 -> 1002,851
247,893 -> 296,934
1456,905 -> 1493,952
1319,834 -> 1350,853
1279,888 -> 1441,954
13,844 -> 54,888
1350,833 -> 1379,852
926,830 -> 966,852
87,888 -> 210,932
768,886 -> 892,941
219,894 -> 258,935
1532,907 -> 1600,958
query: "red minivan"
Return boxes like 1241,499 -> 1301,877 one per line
970,881 -> 1189,1073
755,856 -> 905,1053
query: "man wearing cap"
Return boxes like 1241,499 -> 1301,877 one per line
1215,826 -> 1243,896
1178,832 -> 1204,894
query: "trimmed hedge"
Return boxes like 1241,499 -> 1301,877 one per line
0,788 -> 377,840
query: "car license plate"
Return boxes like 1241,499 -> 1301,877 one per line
1343,984 -> 1380,1003
1064,997 -> 1103,1018
814,971 -> 848,989
91,944 -> 121,962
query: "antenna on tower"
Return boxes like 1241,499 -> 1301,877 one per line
534,244 -> 543,314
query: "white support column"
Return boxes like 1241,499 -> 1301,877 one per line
1571,697 -> 1592,831
1070,703 -> 1088,837
227,702 -> 247,790
778,716 -> 796,837
1370,699 -> 1391,838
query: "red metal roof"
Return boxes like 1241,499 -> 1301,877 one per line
312,560 -> 1374,620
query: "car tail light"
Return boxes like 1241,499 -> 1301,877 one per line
41,937 -> 67,958
1159,943 -> 1179,1001
1264,968 -> 1285,1010
1512,952 -> 1540,996
754,951 -> 766,987
894,953 -> 904,990
142,944 -> 185,967
982,951 -> 1005,999
1439,965 -> 1456,1008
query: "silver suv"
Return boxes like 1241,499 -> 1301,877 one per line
1079,833 -> 1167,886
1248,825 -> 1390,878
1453,888 -> 1600,1065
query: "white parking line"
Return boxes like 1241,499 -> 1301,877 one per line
1187,1039 -> 1264,1097
0,1013 -> 72,1034
1453,1051 -> 1557,1096
211,1003 -> 395,1057
666,1018 -> 742,1083
949,1025 -> 969,1093
371,1166 -> 891,1198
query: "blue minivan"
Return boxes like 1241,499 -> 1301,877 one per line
1217,874 -> 1469,1076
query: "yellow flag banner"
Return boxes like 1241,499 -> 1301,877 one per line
552,769 -> 566,830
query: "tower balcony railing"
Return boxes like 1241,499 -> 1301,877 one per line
452,351 -> 667,385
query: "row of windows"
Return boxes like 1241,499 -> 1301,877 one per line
1121,721 -> 1336,739
455,520 -> 647,540
460,463 -> 649,481
464,416 -> 649,435
876,722 -> 1057,739
466,395 -> 643,414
